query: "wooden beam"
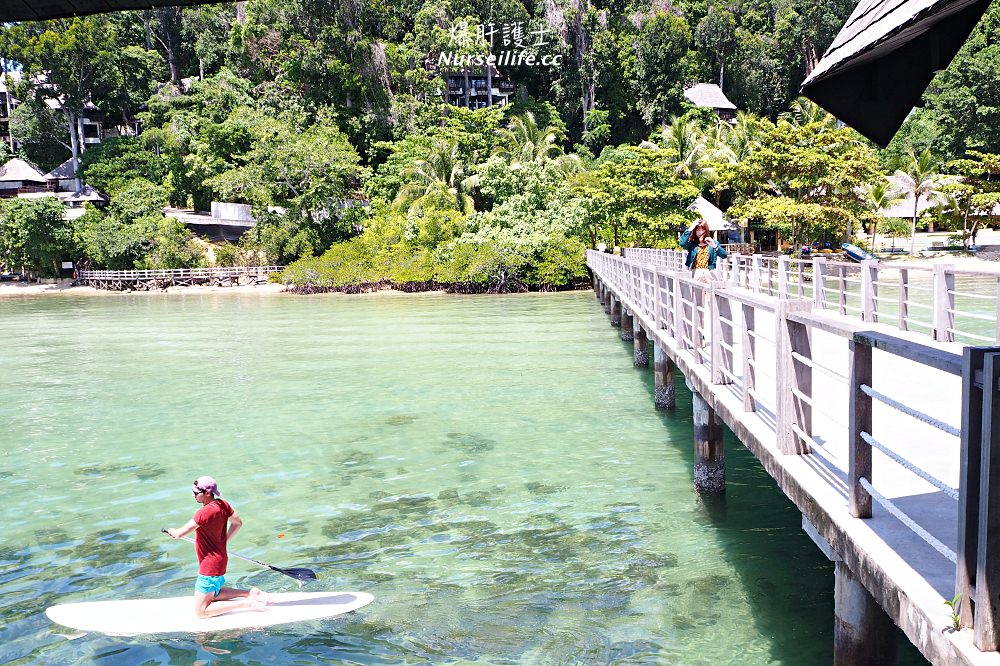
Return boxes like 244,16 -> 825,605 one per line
974,351 -> 1000,649
957,347 -> 990,628
849,337 -> 873,519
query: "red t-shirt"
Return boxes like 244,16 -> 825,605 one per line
193,499 -> 234,575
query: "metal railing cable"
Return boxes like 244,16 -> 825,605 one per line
791,423 -> 825,452
952,330 -> 996,343
950,289 -> 994,300
791,387 -> 849,430
745,329 -> 774,344
789,351 -> 849,383
796,431 -> 845,467
718,364 -> 742,384
858,431 -> 958,500
859,384 -> 961,438
858,478 -> 957,563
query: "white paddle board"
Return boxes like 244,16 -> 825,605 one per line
46,591 -> 374,635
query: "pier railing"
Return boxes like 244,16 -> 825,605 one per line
591,248 -> 1000,653
77,266 -> 284,290
622,248 -> 1000,344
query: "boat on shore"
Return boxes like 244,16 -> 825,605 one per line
842,243 -> 876,262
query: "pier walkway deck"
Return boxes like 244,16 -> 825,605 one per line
587,249 -> 1000,665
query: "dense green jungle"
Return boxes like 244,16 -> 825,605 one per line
0,0 -> 998,290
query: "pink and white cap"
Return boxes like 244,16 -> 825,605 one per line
193,476 -> 221,497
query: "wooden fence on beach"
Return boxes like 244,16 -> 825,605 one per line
77,266 -> 284,291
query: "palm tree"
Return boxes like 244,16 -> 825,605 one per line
393,139 -> 476,214
889,149 -> 957,254
780,97 -> 839,130
860,179 -> 904,252
494,112 -> 581,173
725,111 -> 765,162
640,116 -> 707,180
700,121 -> 737,199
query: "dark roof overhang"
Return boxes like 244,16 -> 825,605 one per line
3,0 -> 229,22
801,0 -> 992,147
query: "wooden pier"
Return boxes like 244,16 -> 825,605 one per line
77,266 -> 283,291
587,249 -> 1000,665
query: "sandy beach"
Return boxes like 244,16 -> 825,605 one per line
1,248 -> 998,299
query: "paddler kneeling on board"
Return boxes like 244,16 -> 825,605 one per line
166,476 -> 272,618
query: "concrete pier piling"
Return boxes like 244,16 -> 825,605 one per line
691,388 -> 725,493
633,319 -> 648,367
834,562 -> 898,666
610,297 -> 621,327
620,308 -> 634,341
653,343 -> 676,409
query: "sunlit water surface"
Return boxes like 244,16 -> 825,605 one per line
0,291 -> 927,664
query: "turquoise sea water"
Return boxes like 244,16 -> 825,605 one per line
0,290 -> 926,664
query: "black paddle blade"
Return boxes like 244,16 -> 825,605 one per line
272,566 -> 318,581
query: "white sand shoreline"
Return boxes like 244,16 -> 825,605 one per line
0,282 -> 290,297
2,251 -> 997,299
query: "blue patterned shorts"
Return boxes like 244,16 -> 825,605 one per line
195,574 -> 225,597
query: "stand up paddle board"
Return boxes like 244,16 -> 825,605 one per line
46,591 -> 374,635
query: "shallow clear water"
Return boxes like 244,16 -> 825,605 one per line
0,291 -> 926,664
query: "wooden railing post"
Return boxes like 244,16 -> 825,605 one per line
849,335 -> 873,518
653,269 -> 665,330
860,259 -> 878,322
974,350 -> 1000,650
778,255 -> 790,299
712,287 -> 734,385
751,255 -> 762,293
933,263 -> 956,342
675,276 -> 687,350
838,264 -> 848,315
957,347 -> 990,629
899,268 -> 909,331
742,303 -> 756,412
813,257 -> 826,309
692,282 -> 704,351
728,253 -> 740,287
776,300 -> 813,454
666,273 -> 677,339
644,266 -> 655,314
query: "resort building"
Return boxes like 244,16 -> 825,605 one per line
683,83 -> 738,122
444,67 -> 514,109
0,74 -> 20,152
687,196 -> 744,244
42,157 -> 83,193
0,157 -> 108,219
0,158 -> 48,197
0,70 -> 136,152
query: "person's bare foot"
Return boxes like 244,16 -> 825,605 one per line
249,587 -> 272,606
247,595 -> 268,612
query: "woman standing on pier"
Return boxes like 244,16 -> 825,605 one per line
681,220 -> 727,336
680,219 -> 727,282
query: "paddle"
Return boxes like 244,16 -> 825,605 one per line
161,529 -> 318,581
